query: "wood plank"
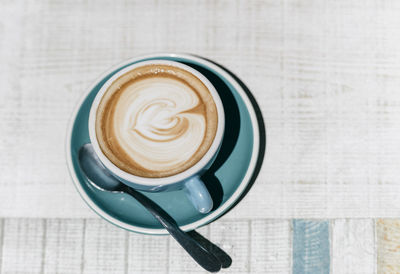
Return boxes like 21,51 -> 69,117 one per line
377,219 -> 400,273
82,219 -> 127,274
250,220 -> 291,273
127,232 -> 169,274
0,219 -> 3,274
43,219 -> 84,274
292,220 -> 330,274
331,219 -> 376,274
209,219 -> 251,273
1,219 -> 45,274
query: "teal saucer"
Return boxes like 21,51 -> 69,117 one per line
66,54 -> 260,235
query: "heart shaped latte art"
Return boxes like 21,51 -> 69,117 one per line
133,99 -> 190,142
113,77 -> 206,173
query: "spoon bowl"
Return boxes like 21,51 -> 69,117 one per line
78,143 -> 122,192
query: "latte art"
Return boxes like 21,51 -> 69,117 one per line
134,98 -> 191,142
96,64 -> 218,178
115,78 -> 206,172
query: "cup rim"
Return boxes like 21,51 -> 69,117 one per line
88,59 -> 225,186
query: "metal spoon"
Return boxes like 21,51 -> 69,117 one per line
78,143 -> 221,273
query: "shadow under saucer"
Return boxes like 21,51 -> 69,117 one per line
197,57 -> 266,217
68,54 -> 264,234
182,62 -> 242,210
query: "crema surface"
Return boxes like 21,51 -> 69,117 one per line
95,64 -> 218,177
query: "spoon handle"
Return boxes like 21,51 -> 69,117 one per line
124,187 -> 221,273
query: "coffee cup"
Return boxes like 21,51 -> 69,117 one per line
88,60 -> 225,213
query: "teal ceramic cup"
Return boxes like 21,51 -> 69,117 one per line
87,60 -> 225,214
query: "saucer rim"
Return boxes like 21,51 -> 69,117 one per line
66,53 -> 260,235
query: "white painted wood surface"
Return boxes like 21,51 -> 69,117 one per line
12,218 -> 400,273
0,218 -> 293,274
44,219 -> 85,274
1,219 -> 46,274
250,220 -> 291,273
1,0 -> 400,219
83,219 -> 127,274
209,220 -> 251,273
331,219 -> 376,274
4,218 -> 394,273
128,229 -> 169,274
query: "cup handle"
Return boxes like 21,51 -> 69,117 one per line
183,176 -> 213,214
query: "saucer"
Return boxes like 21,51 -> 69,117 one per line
66,53 -> 261,235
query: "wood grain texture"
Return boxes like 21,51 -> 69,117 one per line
43,219 -> 85,274
1,219 -> 46,274
331,219 -> 376,274
0,220 -> 3,273
293,220 -> 330,274
377,219 -> 400,273
82,219 -> 127,274
1,0 -> 400,222
0,218 -> 294,274
209,219 -> 251,273
127,232 -> 169,274
250,220 -> 291,273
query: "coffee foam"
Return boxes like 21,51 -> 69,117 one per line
96,64 -> 218,178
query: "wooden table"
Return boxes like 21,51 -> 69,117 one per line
1,0 -> 400,272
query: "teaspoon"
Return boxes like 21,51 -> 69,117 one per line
78,143 -> 222,273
